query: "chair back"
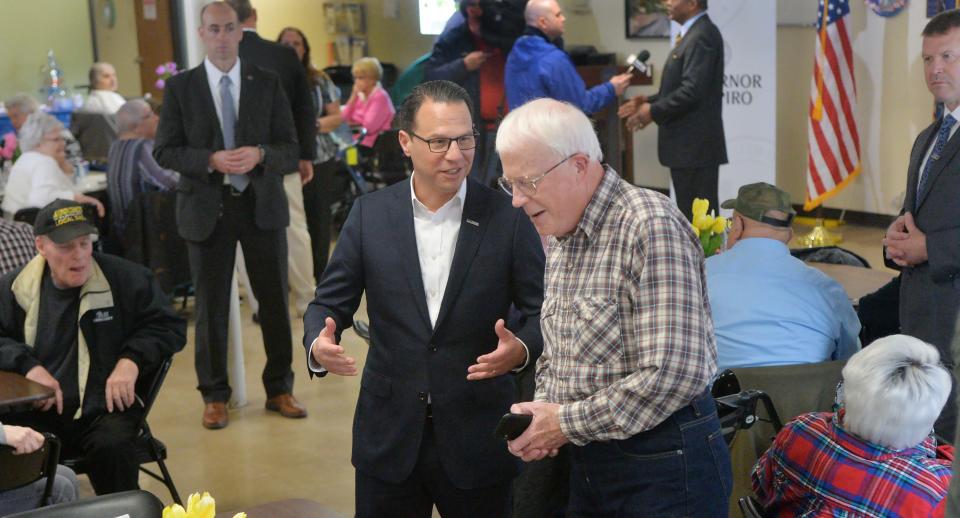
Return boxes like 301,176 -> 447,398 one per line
723,361 -> 847,518
790,246 -> 871,268
5,489 -> 163,518
136,357 -> 173,428
13,207 -> 40,225
69,112 -> 118,163
0,433 -> 61,505
122,191 -> 190,295
368,129 -> 410,186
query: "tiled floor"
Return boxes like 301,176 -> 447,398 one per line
77,220 -> 895,515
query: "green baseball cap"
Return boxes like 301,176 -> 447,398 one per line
720,182 -> 795,227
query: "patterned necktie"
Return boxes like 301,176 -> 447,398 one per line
219,75 -> 249,192
918,114 -> 956,199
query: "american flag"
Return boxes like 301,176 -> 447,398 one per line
804,0 -> 861,211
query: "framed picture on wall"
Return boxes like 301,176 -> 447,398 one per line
626,0 -> 671,38
929,0 -> 958,17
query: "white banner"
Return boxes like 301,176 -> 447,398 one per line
671,1 -> 778,213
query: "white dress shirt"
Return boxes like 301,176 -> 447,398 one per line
2,152 -> 78,217
411,174 -> 467,326
204,57 -> 241,131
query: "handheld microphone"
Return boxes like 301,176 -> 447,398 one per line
626,50 -> 651,76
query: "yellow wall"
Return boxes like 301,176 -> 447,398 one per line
92,0 -> 143,97
0,0 -> 94,104
251,0 -> 333,67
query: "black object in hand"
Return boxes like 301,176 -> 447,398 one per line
494,413 -> 533,441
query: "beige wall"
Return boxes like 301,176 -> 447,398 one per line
252,0 -> 332,67
0,0 -> 94,104
92,0 -> 143,97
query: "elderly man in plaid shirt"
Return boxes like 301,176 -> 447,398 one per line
496,98 -> 731,515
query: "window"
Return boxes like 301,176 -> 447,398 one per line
419,0 -> 457,35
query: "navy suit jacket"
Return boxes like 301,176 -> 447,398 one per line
303,177 -> 545,488
649,14 -> 727,169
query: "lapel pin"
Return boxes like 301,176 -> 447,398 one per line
466,219 -> 479,227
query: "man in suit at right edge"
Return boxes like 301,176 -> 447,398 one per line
618,0 -> 726,221
885,9 -> 960,442
304,80 -> 544,517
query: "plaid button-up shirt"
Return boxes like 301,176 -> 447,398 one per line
753,412 -> 951,517
0,218 -> 36,276
536,168 -> 717,446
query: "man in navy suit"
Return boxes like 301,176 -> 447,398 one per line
303,80 -> 544,517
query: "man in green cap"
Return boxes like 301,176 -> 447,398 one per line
0,199 -> 185,494
705,182 -> 860,370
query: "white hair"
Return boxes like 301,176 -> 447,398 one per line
842,334 -> 950,450
116,100 -> 151,134
4,93 -> 38,114
496,98 -> 602,163
18,112 -> 63,152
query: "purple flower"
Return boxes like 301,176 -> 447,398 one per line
155,64 -> 166,75
165,62 -> 178,74
155,78 -> 166,90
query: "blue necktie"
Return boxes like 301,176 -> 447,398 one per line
219,75 -> 249,192
918,114 -> 956,199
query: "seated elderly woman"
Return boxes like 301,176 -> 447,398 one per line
1,112 -> 104,218
342,57 -> 395,149
752,334 -> 953,516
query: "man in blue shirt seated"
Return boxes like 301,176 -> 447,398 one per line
706,182 -> 860,370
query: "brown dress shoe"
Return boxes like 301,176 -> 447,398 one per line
265,393 -> 307,418
202,402 -> 229,430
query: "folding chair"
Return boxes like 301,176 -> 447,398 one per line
62,357 -> 181,505
738,496 -> 768,518
0,433 -> 61,507
6,489 -> 163,518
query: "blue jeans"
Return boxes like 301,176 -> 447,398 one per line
567,390 -> 732,517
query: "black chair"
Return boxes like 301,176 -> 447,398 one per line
122,191 -> 192,307
62,357 -> 181,505
0,433 -> 61,507
12,207 -> 40,225
6,489 -> 164,518
357,129 -> 410,189
790,246 -> 871,268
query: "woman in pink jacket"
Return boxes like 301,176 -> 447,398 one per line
342,57 -> 395,150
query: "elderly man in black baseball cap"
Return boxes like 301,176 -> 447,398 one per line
0,199 -> 185,495
706,182 -> 861,370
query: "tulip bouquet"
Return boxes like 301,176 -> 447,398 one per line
154,62 -> 181,90
690,198 -> 728,258
162,491 -> 246,518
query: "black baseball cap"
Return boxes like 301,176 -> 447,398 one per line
33,199 -> 99,244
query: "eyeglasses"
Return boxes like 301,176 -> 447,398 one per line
407,130 -> 478,153
43,135 -> 66,143
498,154 -> 574,196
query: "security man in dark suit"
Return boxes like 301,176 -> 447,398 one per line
153,1 -> 304,430
303,80 -> 544,517
619,0 -> 726,221
885,9 -> 960,439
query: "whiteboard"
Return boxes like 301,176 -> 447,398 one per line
778,0 -> 818,27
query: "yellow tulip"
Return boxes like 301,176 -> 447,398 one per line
232,514 -> 247,518
691,198 -> 710,218
163,504 -> 187,518
185,492 -> 201,513
193,493 -> 216,518
711,216 -> 728,234
693,213 -> 715,232
690,223 -> 699,237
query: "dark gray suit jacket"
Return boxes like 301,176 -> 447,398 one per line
649,14 -> 727,169
153,61 -> 299,242
239,30 -> 317,162
895,119 -> 960,359
303,177 -> 545,489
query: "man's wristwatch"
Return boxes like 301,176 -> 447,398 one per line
257,145 -> 266,165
